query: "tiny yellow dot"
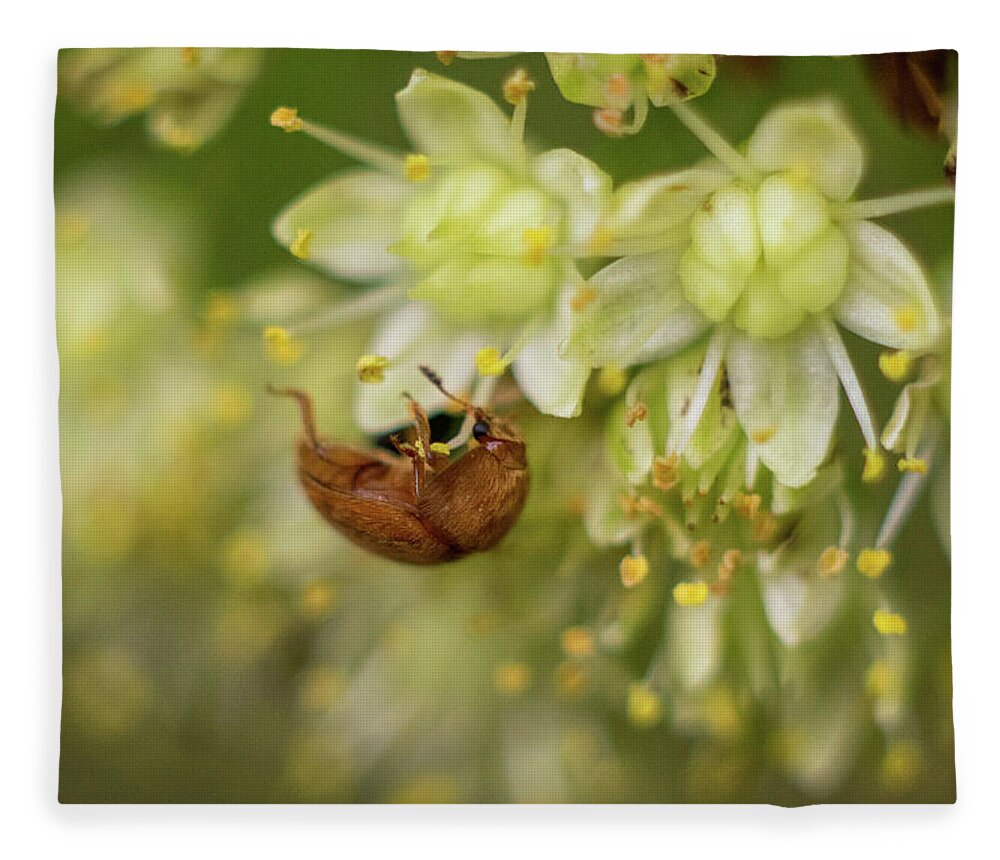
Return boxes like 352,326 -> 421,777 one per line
862,447 -> 886,483
879,350 -> 914,383
503,69 -> 535,105
673,581 -> 709,607
356,354 -> 390,384
494,661 -> 531,696
270,106 -> 303,133
475,346 -> 507,377
895,306 -> 918,333
627,684 -> 663,728
817,546 -> 849,577
619,554 -> 649,588
290,227 -> 313,260
873,609 -> 907,636
857,548 -> 892,578
405,153 -> 431,182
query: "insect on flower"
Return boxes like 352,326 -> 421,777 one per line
270,367 -> 529,564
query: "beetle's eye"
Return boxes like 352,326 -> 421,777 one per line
472,420 -> 490,441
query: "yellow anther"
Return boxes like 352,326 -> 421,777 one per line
356,354 -> 390,384
751,426 -> 777,445
429,442 -> 451,457
898,457 -> 928,474
523,225 -> 554,265
213,382 -> 252,427
690,539 -> 712,569
895,305 -> 918,333
873,609 -> 908,636
862,447 -> 886,483
593,107 -> 624,137
627,684 -> 664,728
300,581 -> 337,618
405,153 -> 431,182
560,626 -> 596,658
751,511 -> 779,544
570,285 -> 597,313
603,72 -> 632,108
619,554 -> 649,588
163,126 -> 197,151
879,350 -> 914,383
263,326 -> 303,365
857,547 -> 892,578
817,546 -> 848,577
864,659 -> 893,698
881,739 -> 920,788
436,50 -> 457,66
652,453 -> 680,491
110,83 -> 153,113
414,439 -> 427,459
494,661 -> 531,696
718,548 -> 742,580
733,492 -> 762,520
180,47 -> 201,67
503,68 -> 535,105
596,364 -> 627,396
634,496 -> 664,518
475,346 -> 507,377
290,227 -> 313,260
673,581 -> 709,607
625,402 -> 648,428
270,106 -> 304,133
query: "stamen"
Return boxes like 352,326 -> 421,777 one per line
876,422 -> 940,548
356,354 -> 390,384
625,402 -> 648,428
733,491 -> 762,521
436,51 -> 457,66
690,539 -> 712,569
476,346 -> 507,377
288,283 -> 401,336
263,326 -> 303,365
593,108 -> 624,137
290,228 -> 313,260
429,442 -> 451,457
620,553 -> 649,588
669,326 -> 729,457
405,154 -> 431,183
857,548 -> 892,578
627,684 -> 663,728
863,447 -> 886,483
271,107 -> 406,175
817,546 -> 849,577
494,661 -> 531,695
816,317 -> 880,451
670,101 -> 758,183
560,626 -> 596,658
898,457 -> 928,474
597,365 -> 627,396
673,581 -> 709,607
834,186 -> 955,222
873,609 -> 907,636
504,69 -> 535,145
652,453 -> 681,491
879,350 -> 914,383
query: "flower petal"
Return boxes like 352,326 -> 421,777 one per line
395,68 -> 517,166
512,286 -> 591,418
272,170 -> 411,282
532,148 -> 613,249
833,220 -> 942,351
667,597 -> 722,690
561,250 -> 709,368
747,98 -> 864,201
601,167 -> 728,253
726,328 -> 839,488
354,303 -> 485,433
584,468 -> 641,547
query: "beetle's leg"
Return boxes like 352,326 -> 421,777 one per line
390,433 -> 426,498
268,385 -> 319,450
402,392 -> 433,454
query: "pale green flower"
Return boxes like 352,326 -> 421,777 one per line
437,52 -> 716,136
59,48 -> 261,151
270,69 -> 609,430
565,97 -> 954,487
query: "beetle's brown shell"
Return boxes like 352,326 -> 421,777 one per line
297,437 -> 529,564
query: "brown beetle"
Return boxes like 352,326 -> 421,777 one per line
271,367 -> 529,564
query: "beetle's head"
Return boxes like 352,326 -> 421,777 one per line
471,409 -> 527,471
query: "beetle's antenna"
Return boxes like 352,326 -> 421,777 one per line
419,365 -> 477,414
267,385 -> 319,449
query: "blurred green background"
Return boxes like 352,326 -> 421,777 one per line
56,50 -> 954,803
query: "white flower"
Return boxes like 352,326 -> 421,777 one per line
270,69 -> 609,431
565,98 -> 953,487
